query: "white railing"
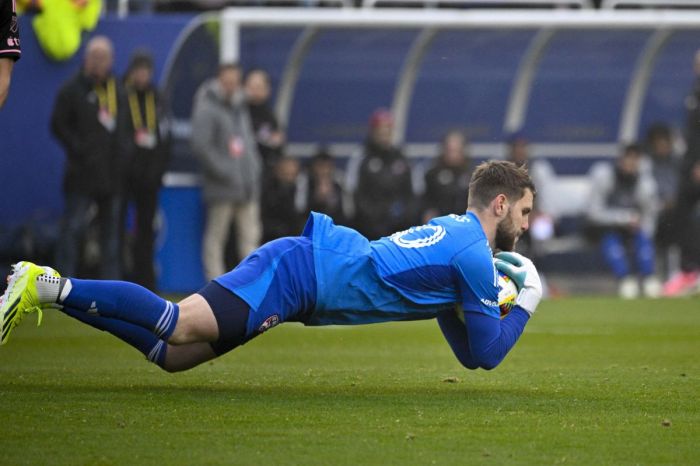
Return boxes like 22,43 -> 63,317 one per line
602,0 -> 700,9
362,0 -> 592,8
116,0 -> 700,16
219,8 -> 700,147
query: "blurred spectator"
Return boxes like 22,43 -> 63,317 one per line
421,129 -> 472,223
662,158 -> 700,295
505,133 -> 557,255
191,63 -> 261,280
245,68 -> 284,183
122,49 -> 170,291
644,123 -> 680,280
50,36 -> 127,279
663,50 -> 700,295
262,156 -> 304,242
302,148 -> 347,224
684,49 -> 700,161
586,144 -> 660,299
351,108 -> 415,239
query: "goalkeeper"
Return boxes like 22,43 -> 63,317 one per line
1,161 -> 542,372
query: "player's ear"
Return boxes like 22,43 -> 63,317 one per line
493,194 -> 509,217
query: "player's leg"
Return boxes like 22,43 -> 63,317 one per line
1,263 -> 183,345
60,305 -> 218,372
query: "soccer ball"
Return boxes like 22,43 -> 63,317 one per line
498,270 -> 518,318
454,270 -> 519,322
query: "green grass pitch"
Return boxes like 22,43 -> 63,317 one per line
1,297 -> 698,465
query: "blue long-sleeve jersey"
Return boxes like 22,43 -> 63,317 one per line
303,211 -> 501,325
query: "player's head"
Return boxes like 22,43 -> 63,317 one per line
84,36 -> 114,82
468,160 -> 535,251
217,62 -> 242,100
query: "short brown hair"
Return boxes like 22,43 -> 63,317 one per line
467,160 -> 536,209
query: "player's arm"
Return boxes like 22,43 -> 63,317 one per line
438,251 -> 542,370
0,57 -> 13,107
438,305 -> 531,370
0,0 -> 20,108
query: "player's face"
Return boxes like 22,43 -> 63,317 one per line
495,188 -> 534,251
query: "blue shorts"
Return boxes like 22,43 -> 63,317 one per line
199,236 -> 317,355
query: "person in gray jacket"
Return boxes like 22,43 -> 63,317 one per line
191,63 -> 262,281
586,144 -> 661,299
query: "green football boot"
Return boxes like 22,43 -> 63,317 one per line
0,261 -> 60,345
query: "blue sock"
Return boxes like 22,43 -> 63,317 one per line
61,279 -> 179,341
61,306 -> 167,367
601,233 -> 630,278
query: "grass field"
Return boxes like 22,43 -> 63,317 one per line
1,297 -> 698,465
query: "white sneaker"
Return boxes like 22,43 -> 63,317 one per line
642,276 -> 662,298
619,276 -> 639,299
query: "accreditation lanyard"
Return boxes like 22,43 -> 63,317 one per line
128,88 -> 158,149
127,89 -> 156,133
95,78 -> 117,117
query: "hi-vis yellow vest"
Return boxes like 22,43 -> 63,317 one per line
23,0 -> 102,61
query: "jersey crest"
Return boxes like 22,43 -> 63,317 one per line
389,225 -> 446,249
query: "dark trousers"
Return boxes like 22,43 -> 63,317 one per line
56,192 -> 121,279
123,182 -> 160,291
677,203 -> 700,272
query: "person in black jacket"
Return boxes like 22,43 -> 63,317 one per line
261,156 -> 304,243
245,68 -> 284,184
662,50 -> 700,296
304,148 -> 346,225
352,108 -> 415,239
51,36 -> 129,279
122,50 -> 169,291
421,130 -> 472,223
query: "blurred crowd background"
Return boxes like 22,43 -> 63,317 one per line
2,0 -> 700,299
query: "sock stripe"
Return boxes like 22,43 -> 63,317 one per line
147,340 -> 165,363
154,301 -> 173,338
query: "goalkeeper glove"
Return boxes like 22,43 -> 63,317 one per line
494,251 -> 542,316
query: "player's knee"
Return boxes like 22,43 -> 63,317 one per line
167,328 -> 190,346
158,359 -> 187,373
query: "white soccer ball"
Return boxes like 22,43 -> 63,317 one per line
497,270 -> 518,318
